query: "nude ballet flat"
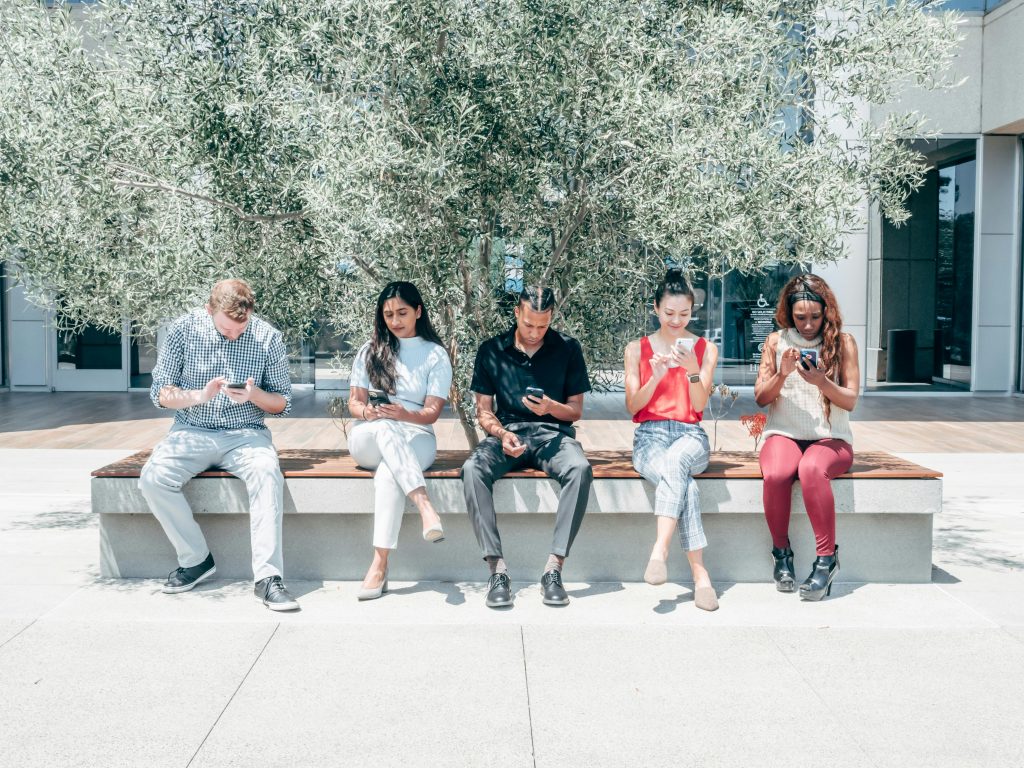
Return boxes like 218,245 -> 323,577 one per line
643,559 -> 667,585
694,585 -> 719,612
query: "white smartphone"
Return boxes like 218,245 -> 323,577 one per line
675,337 -> 696,353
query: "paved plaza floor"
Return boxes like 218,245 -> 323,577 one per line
0,392 -> 1022,767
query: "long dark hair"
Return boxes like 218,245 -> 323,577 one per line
774,273 -> 844,420
367,281 -> 445,393
654,267 -> 696,306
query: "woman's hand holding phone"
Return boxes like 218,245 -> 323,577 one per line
376,402 -> 410,421
672,338 -> 699,374
796,353 -> 827,387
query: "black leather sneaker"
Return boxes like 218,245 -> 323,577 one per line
255,575 -> 300,611
162,553 -> 216,594
485,572 -> 513,608
541,569 -> 569,606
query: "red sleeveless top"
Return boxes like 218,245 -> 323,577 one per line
632,336 -> 706,424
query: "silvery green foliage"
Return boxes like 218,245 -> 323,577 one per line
1,0 -> 957,440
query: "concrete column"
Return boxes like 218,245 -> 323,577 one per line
973,135 -> 1021,391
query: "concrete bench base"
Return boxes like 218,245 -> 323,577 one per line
95,472 -> 939,582
99,511 -> 932,583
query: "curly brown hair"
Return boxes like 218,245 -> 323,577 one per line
774,274 -> 844,421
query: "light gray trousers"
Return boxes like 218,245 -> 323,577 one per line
348,419 -> 437,550
139,424 -> 285,582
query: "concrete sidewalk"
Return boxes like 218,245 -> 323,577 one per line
1,448 -> 1022,767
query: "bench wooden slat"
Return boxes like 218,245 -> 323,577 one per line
91,449 -> 942,480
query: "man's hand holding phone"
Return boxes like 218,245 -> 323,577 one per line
522,386 -> 553,416
221,377 -> 255,403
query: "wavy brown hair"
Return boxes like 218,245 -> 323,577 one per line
774,274 -> 844,421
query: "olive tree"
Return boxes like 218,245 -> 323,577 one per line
0,0 -> 958,442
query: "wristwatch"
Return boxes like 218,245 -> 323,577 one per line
687,373 -> 701,384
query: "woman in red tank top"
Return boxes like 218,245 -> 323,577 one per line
625,269 -> 720,611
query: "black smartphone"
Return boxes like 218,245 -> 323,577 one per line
367,389 -> 391,407
800,349 -> 818,370
226,382 -> 247,389
525,386 -> 545,400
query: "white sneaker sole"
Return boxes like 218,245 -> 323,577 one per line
162,565 -> 216,594
262,598 -> 300,611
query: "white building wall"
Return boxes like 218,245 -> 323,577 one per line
870,16 -> 984,134
981,0 -> 1024,133
973,135 -> 1022,390
865,1 -> 1024,393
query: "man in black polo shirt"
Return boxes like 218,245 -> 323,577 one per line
463,285 -> 593,608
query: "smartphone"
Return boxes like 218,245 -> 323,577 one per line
367,389 -> 391,407
800,349 -> 819,370
226,382 -> 247,389
675,337 -> 696,353
525,386 -> 545,400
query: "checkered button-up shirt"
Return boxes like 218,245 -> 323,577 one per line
150,310 -> 292,430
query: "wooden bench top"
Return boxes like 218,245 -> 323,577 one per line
92,449 -> 941,480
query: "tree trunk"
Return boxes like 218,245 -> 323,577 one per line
452,382 -> 481,449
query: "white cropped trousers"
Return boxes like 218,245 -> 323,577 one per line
347,419 -> 437,550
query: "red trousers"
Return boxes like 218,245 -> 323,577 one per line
759,435 -> 853,556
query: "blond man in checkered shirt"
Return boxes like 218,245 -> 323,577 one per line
139,279 -> 298,610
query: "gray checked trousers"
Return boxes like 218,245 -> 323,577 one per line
139,424 -> 285,582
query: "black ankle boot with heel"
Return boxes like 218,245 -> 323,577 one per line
771,543 -> 795,593
799,545 -> 839,601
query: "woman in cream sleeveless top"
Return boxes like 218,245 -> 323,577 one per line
754,274 -> 860,601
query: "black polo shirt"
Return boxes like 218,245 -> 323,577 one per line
470,326 -> 591,430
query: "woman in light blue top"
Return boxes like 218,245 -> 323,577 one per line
347,282 -> 453,600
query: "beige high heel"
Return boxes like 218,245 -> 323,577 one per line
422,520 -> 445,543
357,570 -> 388,601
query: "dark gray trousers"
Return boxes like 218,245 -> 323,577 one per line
462,428 -> 593,561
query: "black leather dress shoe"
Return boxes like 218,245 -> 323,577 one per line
541,569 -> 569,606
162,553 -> 216,594
485,572 -> 513,608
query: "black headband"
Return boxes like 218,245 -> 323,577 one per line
788,289 -> 825,307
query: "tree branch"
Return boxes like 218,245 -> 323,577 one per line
110,169 -> 307,224
542,187 -> 589,285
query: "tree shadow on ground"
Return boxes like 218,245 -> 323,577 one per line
387,581 -> 468,606
6,500 -> 95,531
935,523 -> 1024,572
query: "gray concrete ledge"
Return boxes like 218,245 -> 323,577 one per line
95,476 -> 939,582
